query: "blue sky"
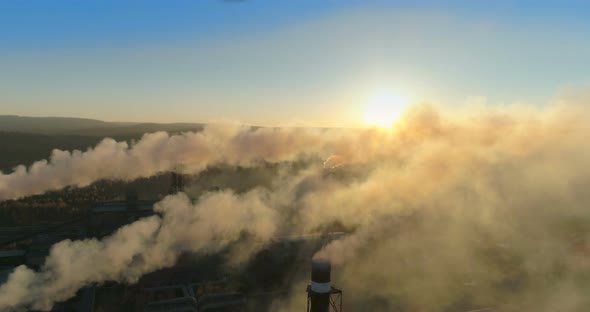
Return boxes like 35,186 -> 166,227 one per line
1,1 -> 589,126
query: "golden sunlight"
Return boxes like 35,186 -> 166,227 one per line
363,91 -> 408,127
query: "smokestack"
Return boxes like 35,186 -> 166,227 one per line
169,172 -> 185,194
311,259 -> 331,293
307,259 -> 341,312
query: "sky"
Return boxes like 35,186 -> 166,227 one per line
1,0 -> 590,126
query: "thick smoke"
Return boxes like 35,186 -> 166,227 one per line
0,191 -> 278,311
0,124 -> 366,200
1,100 -> 590,311
286,103 -> 590,311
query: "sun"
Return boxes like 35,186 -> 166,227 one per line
363,91 -> 409,127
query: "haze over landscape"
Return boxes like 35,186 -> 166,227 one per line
1,1 -> 590,312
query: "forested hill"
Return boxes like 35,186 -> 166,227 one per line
0,116 -> 204,173
0,115 -> 114,134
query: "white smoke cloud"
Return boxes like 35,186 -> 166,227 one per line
0,124 -> 347,200
1,100 -> 590,311
0,191 -> 278,311
291,102 -> 590,311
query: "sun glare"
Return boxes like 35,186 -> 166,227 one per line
363,91 -> 408,127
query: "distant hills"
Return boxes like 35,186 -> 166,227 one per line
0,115 -> 204,136
0,115 -> 205,172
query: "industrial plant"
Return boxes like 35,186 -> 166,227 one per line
3,0 -> 588,311
0,172 -> 345,312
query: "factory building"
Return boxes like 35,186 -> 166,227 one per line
88,198 -> 156,237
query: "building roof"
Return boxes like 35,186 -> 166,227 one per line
0,250 -> 26,257
92,200 -> 156,213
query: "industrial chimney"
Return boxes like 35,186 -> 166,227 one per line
169,172 -> 185,194
307,259 -> 342,312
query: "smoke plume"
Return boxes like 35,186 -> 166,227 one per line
1,99 -> 590,311
0,124 -> 356,200
0,191 -> 278,311
290,102 -> 590,311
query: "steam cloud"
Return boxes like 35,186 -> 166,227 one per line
1,99 -> 590,311
0,123 -> 359,200
0,191 -> 278,311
